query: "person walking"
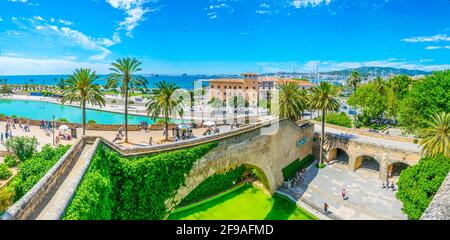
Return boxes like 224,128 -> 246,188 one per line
341,189 -> 347,200
323,202 -> 329,215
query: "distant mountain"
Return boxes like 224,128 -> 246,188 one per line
326,67 -> 431,76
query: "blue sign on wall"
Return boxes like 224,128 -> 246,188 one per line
297,137 -> 308,147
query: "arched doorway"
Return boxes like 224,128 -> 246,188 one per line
388,162 -> 410,178
355,155 -> 380,175
328,148 -> 349,165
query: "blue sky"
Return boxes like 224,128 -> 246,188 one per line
0,0 -> 449,75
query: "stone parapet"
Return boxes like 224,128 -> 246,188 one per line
421,171 -> 450,220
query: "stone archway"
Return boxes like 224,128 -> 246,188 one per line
388,162 -> 410,178
328,148 -> 349,165
355,155 -> 380,174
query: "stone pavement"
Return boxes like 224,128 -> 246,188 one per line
279,164 -> 407,220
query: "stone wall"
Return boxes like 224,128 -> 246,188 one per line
313,132 -> 420,180
421,172 -> 450,220
0,137 -> 92,220
170,120 -> 314,210
311,120 -> 418,144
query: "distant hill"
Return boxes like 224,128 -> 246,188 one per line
326,67 -> 431,76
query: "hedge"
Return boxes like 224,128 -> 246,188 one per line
0,144 -> 70,212
179,165 -> 247,207
282,155 -> 315,181
14,144 -> 71,201
0,164 -> 12,180
64,142 -> 218,220
396,154 -> 450,220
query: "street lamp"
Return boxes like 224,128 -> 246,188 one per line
52,115 -> 55,146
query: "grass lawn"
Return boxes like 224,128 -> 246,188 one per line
168,184 -> 316,220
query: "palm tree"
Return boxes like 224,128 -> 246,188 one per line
347,71 -> 361,124
106,57 -> 148,143
146,81 -> 183,141
61,68 -> 105,135
373,76 -> 386,94
419,112 -> 450,157
273,81 -> 305,120
309,82 -> 341,165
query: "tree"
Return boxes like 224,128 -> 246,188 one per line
419,112 -> 450,158
309,82 -> 341,164
396,154 -> 450,219
61,68 -> 105,135
146,81 -> 183,141
5,136 -> 38,161
57,77 -> 66,90
348,81 -> 387,127
398,71 -> 450,134
346,71 -> 361,123
273,81 -> 306,121
106,57 -> 148,142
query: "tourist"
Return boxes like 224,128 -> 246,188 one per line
149,137 -> 154,146
390,182 -> 396,191
385,179 -> 390,190
341,189 -> 347,200
0,132 -> 3,144
324,202 -> 329,215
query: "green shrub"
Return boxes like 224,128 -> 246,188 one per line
155,119 -> 173,124
316,163 -> 326,169
4,155 -> 18,168
111,100 -> 116,104
14,144 -> 71,201
128,100 -> 135,105
315,112 -> 352,128
282,155 -> 315,181
396,155 -> 450,220
179,165 -> 246,206
5,136 -> 39,161
57,118 -> 69,123
87,120 -> 96,125
64,142 -> 218,220
0,113 -> 5,117
0,164 -> 12,180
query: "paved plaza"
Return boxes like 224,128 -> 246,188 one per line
0,120 -> 229,152
279,164 -> 407,220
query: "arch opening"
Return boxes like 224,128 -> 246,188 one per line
355,155 -> 380,174
388,162 -> 410,178
328,148 -> 349,165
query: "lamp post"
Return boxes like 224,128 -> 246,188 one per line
52,115 -> 55,146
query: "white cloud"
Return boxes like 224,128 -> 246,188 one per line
0,17 -> 3,22
106,0 -> 159,37
12,16 -> 120,60
402,34 -> 450,43
59,19 -> 74,26
8,0 -> 28,3
425,45 -> 450,50
0,56 -> 110,75
292,0 -> 332,8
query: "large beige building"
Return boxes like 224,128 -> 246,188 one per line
208,73 -> 315,107
209,73 -> 260,107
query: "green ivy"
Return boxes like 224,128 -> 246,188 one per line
396,154 -> 450,220
282,155 -> 315,181
64,142 -> 218,220
179,165 -> 247,207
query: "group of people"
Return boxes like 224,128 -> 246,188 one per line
290,168 -> 307,187
203,126 -> 220,136
382,179 -> 396,191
